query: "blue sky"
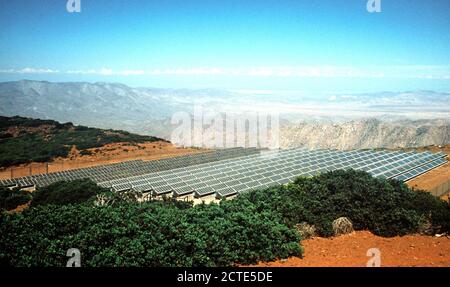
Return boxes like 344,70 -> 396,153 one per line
0,0 -> 449,92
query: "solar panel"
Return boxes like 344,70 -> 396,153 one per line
0,147 -> 262,188
194,186 -> 215,197
216,187 -> 237,198
392,158 -> 447,181
2,147 -> 446,200
172,184 -> 194,195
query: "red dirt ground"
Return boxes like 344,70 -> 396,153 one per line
252,231 -> 450,267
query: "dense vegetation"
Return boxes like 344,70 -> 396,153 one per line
30,179 -> 108,207
0,184 -> 301,267
0,170 -> 449,267
239,170 -> 450,237
0,116 -> 164,167
0,187 -> 32,211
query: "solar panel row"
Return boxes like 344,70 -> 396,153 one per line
393,157 -> 447,182
0,147 -> 262,188
96,148 -> 447,199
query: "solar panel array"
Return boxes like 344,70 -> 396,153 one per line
0,147 -> 262,188
96,148 -> 447,199
393,157 -> 447,182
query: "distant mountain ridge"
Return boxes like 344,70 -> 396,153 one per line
0,80 -> 449,150
281,118 -> 450,149
0,80 -> 239,138
0,80 -> 175,136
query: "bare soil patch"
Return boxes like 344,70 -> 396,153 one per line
252,231 -> 450,267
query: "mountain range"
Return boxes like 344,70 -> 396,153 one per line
0,80 -> 448,149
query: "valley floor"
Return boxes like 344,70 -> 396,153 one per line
252,231 -> 450,267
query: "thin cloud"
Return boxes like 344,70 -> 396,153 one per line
66,68 -> 144,76
147,66 -> 450,79
0,67 -> 59,74
1,66 -> 449,79
147,68 -> 224,75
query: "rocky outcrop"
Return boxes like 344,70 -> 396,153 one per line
280,118 -> 450,149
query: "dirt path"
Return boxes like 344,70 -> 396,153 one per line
253,231 -> 450,267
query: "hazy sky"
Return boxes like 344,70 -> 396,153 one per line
0,0 -> 449,92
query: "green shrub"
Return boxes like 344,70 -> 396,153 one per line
0,187 -> 32,211
4,192 -> 32,210
406,189 -> 450,234
0,200 -> 301,267
31,179 -> 108,207
79,150 -> 92,156
237,169 -> 450,237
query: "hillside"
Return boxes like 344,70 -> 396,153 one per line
0,116 -> 164,167
280,118 -> 450,149
0,80 -> 215,138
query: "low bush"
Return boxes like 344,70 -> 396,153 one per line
237,169 -> 450,237
0,187 -> 32,211
405,189 -> 450,234
0,200 -> 301,267
30,179 -> 108,207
